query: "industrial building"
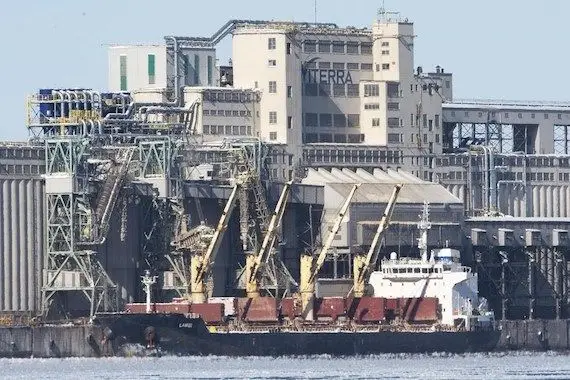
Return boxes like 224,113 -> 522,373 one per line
1,11 -> 570,322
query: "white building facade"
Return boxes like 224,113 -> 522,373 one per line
107,16 -> 450,180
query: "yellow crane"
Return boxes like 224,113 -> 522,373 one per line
352,184 -> 402,297
299,183 -> 360,320
245,181 -> 293,298
190,184 -> 239,303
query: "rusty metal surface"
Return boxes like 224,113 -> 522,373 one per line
351,297 -> 386,322
400,297 -> 439,322
190,303 -> 225,324
279,297 -> 301,320
314,297 -> 346,321
237,297 -> 279,322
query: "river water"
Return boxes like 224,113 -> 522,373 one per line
2,352 -> 570,379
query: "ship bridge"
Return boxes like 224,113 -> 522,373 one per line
442,99 -> 570,155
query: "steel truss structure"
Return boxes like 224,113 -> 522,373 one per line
474,246 -> 570,320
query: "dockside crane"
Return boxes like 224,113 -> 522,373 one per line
300,183 -> 360,320
190,184 -> 239,303
352,184 -> 402,297
245,181 -> 293,298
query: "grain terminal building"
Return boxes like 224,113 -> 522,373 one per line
1,12 -> 570,321
109,14 -> 445,180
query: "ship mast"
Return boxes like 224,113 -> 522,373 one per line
417,201 -> 432,263
141,270 -> 157,314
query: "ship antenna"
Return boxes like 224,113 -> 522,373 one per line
417,201 -> 432,262
141,270 -> 158,314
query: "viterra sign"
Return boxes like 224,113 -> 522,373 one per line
301,58 -> 353,85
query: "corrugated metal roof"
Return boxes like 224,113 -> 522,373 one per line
302,168 -> 462,205
328,182 -> 462,204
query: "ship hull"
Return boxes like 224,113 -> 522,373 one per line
94,313 -> 501,356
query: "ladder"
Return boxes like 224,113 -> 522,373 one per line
94,147 -> 135,243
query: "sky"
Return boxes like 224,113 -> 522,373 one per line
0,0 -> 568,141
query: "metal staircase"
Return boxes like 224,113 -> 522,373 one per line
93,147 -> 135,244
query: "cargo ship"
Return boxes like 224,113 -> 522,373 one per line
92,201 -> 500,357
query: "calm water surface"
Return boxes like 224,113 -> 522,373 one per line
2,352 -> 570,379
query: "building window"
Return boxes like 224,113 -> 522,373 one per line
319,61 -> 331,69
505,112 -> 509,118
428,119 -> 433,131
304,83 -> 318,96
381,50 -> 389,55
387,102 -> 399,111
194,55 -> 200,85
334,134 -> 347,143
346,42 -> 359,54
287,86 -> 292,98
381,41 -> 389,47
435,114 -> 440,128
147,54 -> 155,85
347,114 -> 360,127
361,63 -> 373,71
332,41 -> 345,53
545,113 -> 549,119
372,118 -> 380,127
268,59 -> 277,67
333,114 -> 346,128
119,55 -> 127,91
305,113 -> 318,127
268,37 -> 276,50
347,84 -> 359,97
305,61 -> 317,69
286,42 -> 292,54
364,84 -> 379,97
319,83 -> 331,96
269,81 -> 277,93
318,40 -> 331,53
422,114 -> 427,127
269,132 -> 277,140
445,80 -> 450,88
387,83 -> 399,98
288,116 -> 292,129
382,63 -> 390,70
304,40 -> 316,53
364,103 -> 380,110
319,113 -> 332,127
347,62 -> 359,70
388,118 -> 400,128
361,42 -> 372,55
333,62 -> 345,70
518,113 -> 522,118
333,84 -> 346,97
207,56 -> 213,86
269,111 -> 277,124
388,133 -> 401,143
435,134 -> 440,143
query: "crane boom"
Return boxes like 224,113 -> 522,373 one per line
353,184 -> 402,297
190,184 -> 239,303
246,181 -> 292,296
307,183 -> 360,285
195,184 -> 239,283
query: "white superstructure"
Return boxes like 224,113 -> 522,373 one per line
369,203 -> 494,329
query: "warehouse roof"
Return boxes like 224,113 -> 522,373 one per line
301,168 -> 461,205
